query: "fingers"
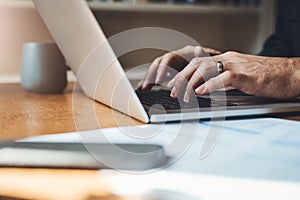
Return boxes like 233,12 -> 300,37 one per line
175,45 -> 198,61
138,46 -> 217,91
184,58 -> 223,102
169,57 -> 219,100
194,46 -> 207,57
183,69 -> 206,103
139,46 -> 204,90
140,57 -> 161,90
168,58 -> 199,98
195,71 -> 233,95
155,53 -> 177,84
141,55 -> 181,90
202,47 -> 222,56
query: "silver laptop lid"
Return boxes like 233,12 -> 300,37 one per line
33,0 -> 149,123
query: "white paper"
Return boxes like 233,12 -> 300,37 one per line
19,118 -> 300,198
102,170 -> 300,200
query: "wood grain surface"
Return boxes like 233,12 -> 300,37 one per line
0,83 -> 299,200
0,83 -> 143,200
0,83 -> 142,141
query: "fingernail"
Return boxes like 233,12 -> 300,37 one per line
137,81 -> 143,89
195,85 -> 206,94
142,81 -> 147,89
170,87 -> 176,98
155,76 -> 160,84
167,79 -> 175,88
184,91 -> 190,103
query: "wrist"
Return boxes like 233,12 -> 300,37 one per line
295,62 -> 300,97
289,58 -> 300,97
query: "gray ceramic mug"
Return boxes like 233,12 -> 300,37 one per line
21,43 -> 68,94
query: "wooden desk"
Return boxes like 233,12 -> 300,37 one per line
0,82 -> 142,200
0,83 -> 142,141
0,83 -> 299,200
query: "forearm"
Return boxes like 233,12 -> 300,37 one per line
289,58 -> 300,97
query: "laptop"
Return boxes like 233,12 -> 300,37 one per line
33,0 -> 300,123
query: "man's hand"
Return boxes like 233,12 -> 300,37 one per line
138,45 -> 221,90
168,51 -> 300,101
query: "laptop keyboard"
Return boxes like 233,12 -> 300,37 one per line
136,89 -> 212,111
136,89 -> 300,112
